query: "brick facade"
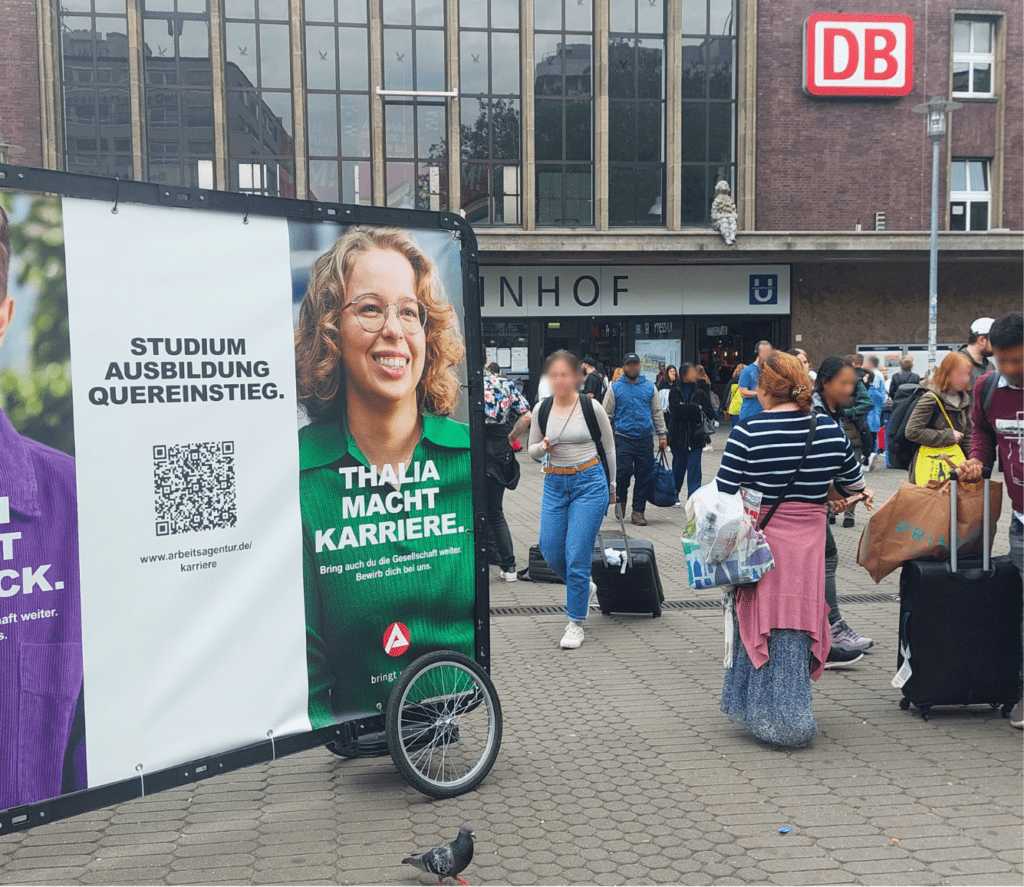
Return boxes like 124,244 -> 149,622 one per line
755,0 -> 1023,232
791,258 -> 1024,362
0,0 -> 43,166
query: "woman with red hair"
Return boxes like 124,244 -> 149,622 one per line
716,351 -> 869,747
904,351 -> 974,482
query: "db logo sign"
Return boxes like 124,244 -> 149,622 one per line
804,13 -> 914,97
384,622 -> 411,657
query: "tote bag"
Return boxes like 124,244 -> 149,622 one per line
912,394 -> 965,486
648,450 -> 679,508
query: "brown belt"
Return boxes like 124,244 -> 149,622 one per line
543,456 -> 600,475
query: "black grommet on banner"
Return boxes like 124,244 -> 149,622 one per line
111,177 -> 120,214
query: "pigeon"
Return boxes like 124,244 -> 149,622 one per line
402,824 -> 475,886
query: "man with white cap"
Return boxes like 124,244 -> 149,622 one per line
959,317 -> 996,390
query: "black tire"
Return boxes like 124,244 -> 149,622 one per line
899,697 -> 911,710
385,651 -> 502,799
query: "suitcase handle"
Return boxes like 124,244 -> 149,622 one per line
949,467 -> 992,574
604,504 -> 634,572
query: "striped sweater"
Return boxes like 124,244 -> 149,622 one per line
715,409 -> 865,504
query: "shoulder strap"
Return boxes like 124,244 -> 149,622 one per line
928,392 -> 956,430
981,371 -> 999,414
537,396 -> 553,436
579,395 -> 611,485
759,413 -> 818,532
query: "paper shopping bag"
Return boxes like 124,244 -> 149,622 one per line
857,479 -> 1002,583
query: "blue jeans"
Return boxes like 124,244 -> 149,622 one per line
539,463 -> 609,623
615,433 -> 655,515
670,444 -> 703,499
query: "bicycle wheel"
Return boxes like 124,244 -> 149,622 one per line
385,650 -> 502,799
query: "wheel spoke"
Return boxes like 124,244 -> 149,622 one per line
388,656 -> 501,795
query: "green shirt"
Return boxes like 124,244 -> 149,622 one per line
299,414 -> 475,728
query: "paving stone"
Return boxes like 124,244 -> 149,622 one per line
0,461 -> 1019,886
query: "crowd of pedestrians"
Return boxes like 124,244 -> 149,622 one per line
482,312 -> 1024,742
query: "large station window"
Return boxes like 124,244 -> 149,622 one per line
534,0 -> 594,226
459,0 -> 521,225
141,0 -> 215,188
381,0 -> 448,211
608,0 -> 665,226
224,0 -> 295,196
680,0 -> 736,226
59,0 -> 133,179
305,0 -> 371,204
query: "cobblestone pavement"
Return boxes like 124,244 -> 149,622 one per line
1,442 -> 1020,886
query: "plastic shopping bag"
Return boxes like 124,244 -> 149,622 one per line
683,482 -> 746,564
682,522 -> 775,590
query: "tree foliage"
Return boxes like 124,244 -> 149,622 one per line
0,195 -> 75,456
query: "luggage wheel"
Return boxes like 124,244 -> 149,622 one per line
1001,702 -> 1014,718
600,610 -> 610,617
899,697 -> 911,711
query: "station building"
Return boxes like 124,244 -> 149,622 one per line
1,0 -> 1020,399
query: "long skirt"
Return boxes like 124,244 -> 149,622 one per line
721,623 -> 817,747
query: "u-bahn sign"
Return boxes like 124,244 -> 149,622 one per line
804,13 -> 914,97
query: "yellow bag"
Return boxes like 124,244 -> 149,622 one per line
912,394 -> 965,485
728,384 -> 743,416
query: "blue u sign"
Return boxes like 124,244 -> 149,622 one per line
749,274 -> 778,306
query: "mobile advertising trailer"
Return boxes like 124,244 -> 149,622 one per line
0,164 -> 501,834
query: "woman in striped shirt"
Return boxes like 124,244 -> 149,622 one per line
716,351 -> 869,747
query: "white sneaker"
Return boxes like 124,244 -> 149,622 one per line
867,453 -> 877,472
703,443 -> 714,452
589,580 -> 598,610
672,500 -> 685,508
560,622 -> 585,649
499,570 -> 518,582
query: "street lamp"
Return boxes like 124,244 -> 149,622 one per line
912,97 -> 960,372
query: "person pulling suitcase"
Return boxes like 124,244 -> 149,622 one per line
956,311 -> 1024,728
528,351 -> 617,650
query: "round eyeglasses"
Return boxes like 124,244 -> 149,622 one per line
342,295 -> 428,334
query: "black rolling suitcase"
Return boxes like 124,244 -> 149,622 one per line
592,509 -> 665,618
524,544 -> 564,584
894,472 -> 1023,719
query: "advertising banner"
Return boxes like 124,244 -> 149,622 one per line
0,171 -> 485,824
634,339 -> 682,384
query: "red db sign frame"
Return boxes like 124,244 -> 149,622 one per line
804,13 -> 914,97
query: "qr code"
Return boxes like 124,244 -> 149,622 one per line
153,442 -> 236,536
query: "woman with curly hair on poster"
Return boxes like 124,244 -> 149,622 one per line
294,226 -> 474,728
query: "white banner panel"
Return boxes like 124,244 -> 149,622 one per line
62,200 -> 309,785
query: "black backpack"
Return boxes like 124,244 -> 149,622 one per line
886,383 -> 929,470
536,394 -> 611,485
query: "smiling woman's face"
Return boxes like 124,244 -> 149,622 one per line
339,248 -> 426,412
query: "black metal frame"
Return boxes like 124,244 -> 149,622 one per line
0,162 -> 489,833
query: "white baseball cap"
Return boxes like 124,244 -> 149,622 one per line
971,317 -> 994,335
